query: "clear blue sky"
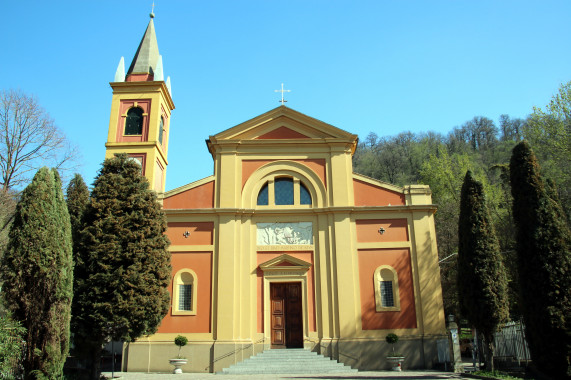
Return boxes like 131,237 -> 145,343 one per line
2,1 -> 570,191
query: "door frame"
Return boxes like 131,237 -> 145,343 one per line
261,259 -> 310,349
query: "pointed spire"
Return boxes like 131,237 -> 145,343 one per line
114,57 -> 125,82
126,16 -> 160,80
166,76 -> 172,96
154,55 -> 164,81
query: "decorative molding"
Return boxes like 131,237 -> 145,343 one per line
257,222 -> 313,245
259,254 -> 311,273
258,244 -> 313,251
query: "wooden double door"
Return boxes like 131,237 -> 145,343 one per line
270,282 -> 303,348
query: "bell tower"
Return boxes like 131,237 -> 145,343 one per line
105,13 -> 175,192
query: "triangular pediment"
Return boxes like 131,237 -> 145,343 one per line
259,254 -> 311,273
256,126 -> 311,140
210,106 -> 357,142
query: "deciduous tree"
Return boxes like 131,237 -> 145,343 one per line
523,81 -> 571,219
0,89 -> 77,192
1,167 -> 73,379
510,141 -> 570,379
73,154 -> 171,379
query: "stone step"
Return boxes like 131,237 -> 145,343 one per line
222,369 -> 357,374
219,349 -> 357,375
230,362 -> 349,368
248,354 -> 325,360
252,351 -> 319,355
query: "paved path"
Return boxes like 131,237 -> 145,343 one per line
102,371 -> 463,379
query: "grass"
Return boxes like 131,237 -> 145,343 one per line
473,370 -> 526,380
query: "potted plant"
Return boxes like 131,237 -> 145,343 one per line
385,333 -> 405,371
169,335 -> 188,374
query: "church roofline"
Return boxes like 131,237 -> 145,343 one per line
352,173 -> 404,193
211,106 -> 358,141
163,175 -> 215,198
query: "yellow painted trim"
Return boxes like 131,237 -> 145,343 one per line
172,268 -> 198,316
164,175 -> 216,198
110,81 -> 175,110
262,272 -> 310,343
352,173 -> 404,194
169,245 -> 214,252
242,161 -> 327,208
212,106 -> 357,141
161,205 -> 438,217
259,254 -> 311,272
356,242 -> 412,250
257,245 -> 314,252
138,333 -> 213,342
373,265 -> 401,312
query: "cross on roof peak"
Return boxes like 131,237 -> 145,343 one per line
275,83 -> 291,105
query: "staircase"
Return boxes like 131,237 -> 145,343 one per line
219,348 -> 358,374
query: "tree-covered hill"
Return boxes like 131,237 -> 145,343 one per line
352,81 -> 571,318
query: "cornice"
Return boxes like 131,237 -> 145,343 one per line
162,204 -> 438,216
110,81 -> 175,110
212,106 -> 357,141
164,175 -> 215,198
352,173 -> 404,193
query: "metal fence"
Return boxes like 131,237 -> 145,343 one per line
493,321 -> 531,365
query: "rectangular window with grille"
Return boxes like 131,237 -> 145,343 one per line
380,281 -> 394,307
179,284 -> 192,311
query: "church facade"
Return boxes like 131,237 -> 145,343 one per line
105,17 -> 446,373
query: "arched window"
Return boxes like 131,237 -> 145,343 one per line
158,116 -> 165,145
374,266 -> 400,311
257,182 -> 269,205
300,182 -> 311,205
172,269 -> 197,315
256,176 -> 312,206
125,107 -> 144,135
275,177 -> 294,205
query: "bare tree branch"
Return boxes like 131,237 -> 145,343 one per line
0,89 -> 80,191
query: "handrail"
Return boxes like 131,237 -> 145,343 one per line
206,337 -> 266,371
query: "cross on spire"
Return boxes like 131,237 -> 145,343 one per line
150,1 -> 155,18
275,83 -> 291,105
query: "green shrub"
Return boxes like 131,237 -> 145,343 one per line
174,335 -> 188,358
385,333 -> 401,356
0,313 -> 25,378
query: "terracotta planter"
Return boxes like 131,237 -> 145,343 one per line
169,358 -> 188,374
386,356 -> 405,371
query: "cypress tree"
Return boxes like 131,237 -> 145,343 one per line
66,173 -> 89,247
66,173 -> 89,271
1,167 -> 73,379
510,141 -> 570,379
65,173 -> 89,361
457,170 -> 509,372
73,154 -> 171,379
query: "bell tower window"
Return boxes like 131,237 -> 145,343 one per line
125,107 -> 144,135
158,116 -> 165,145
